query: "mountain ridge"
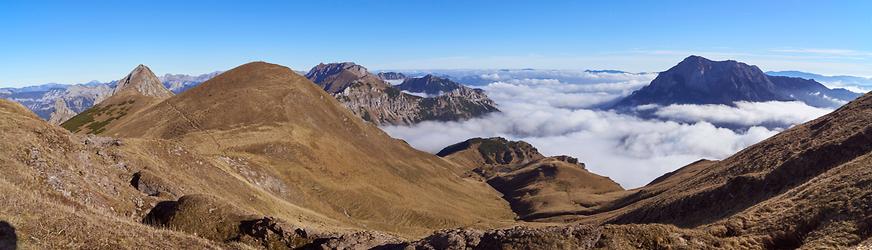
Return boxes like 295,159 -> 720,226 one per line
614,55 -> 862,109
306,62 -> 500,125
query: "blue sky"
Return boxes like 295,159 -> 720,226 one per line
1,0 -> 870,86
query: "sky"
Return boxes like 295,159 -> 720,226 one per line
1,0 -> 871,86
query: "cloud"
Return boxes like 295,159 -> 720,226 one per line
651,101 -> 833,127
384,105 -> 781,188
381,70 -> 832,188
770,48 -> 872,58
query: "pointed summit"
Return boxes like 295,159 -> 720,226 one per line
112,64 -> 173,98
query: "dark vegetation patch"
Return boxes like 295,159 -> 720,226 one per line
60,99 -> 134,134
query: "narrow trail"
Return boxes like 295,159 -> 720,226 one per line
164,101 -> 226,154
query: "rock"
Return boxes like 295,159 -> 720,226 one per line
130,170 -> 177,197
305,231 -> 404,250
112,64 -> 174,98
143,194 -> 313,249
47,98 -> 77,125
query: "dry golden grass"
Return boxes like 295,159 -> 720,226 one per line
0,179 -> 225,249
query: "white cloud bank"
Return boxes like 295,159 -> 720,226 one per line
651,101 -> 833,127
381,70 -> 835,188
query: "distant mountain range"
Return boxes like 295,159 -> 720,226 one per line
613,55 -> 862,109
0,71 -> 220,123
391,69 -> 652,86
3,58 -> 869,127
767,70 -> 872,92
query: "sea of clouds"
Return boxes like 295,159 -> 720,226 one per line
381,70 -> 836,188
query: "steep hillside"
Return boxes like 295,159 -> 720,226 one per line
306,62 -> 499,125
96,62 -> 516,236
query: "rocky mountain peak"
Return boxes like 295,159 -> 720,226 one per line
307,62 -> 369,82
112,64 -> 173,98
612,55 -> 859,109
306,62 -> 386,93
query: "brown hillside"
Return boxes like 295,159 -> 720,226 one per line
436,137 -> 545,172
94,62 -> 517,236
438,137 -> 624,221
488,157 -> 625,220
0,99 -> 237,249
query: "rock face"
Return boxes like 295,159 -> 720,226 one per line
46,98 -> 77,125
113,65 -> 173,98
614,55 -> 861,109
437,137 -> 545,168
306,62 -> 499,125
396,74 -> 462,95
438,137 -> 624,220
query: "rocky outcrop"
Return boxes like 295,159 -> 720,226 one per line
113,64 -> 173,98
438,137 -> 623,220
47,98 -> 76,125
305,224 -> 728,249
437,137 -> 544,169
143,194 -> 313,249
306,62 -> 499,125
